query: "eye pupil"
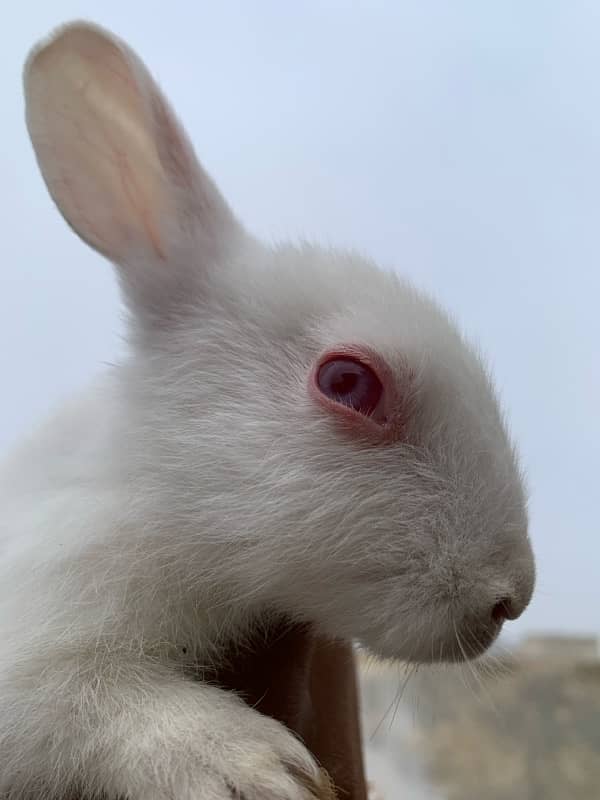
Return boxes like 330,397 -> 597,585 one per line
330,371 -> 358,395
317,357 -> 383,416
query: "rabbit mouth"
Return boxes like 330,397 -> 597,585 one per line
351,592 -> 508,665
430,619 -> 503,664
363,621 -> 502,665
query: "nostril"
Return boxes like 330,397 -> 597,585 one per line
491,597 -> 518,624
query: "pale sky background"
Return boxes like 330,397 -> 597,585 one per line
1,1 -> 598,640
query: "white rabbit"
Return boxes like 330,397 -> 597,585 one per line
0,20 -> 535,800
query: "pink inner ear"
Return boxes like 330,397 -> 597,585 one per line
308,344 -> 412,442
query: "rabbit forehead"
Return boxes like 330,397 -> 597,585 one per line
246,243 -> 461,352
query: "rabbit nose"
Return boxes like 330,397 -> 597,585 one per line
491,596 -> 520,623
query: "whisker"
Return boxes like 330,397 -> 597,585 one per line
389,662 -> 418,730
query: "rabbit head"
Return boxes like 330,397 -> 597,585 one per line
24,21 -> 535,663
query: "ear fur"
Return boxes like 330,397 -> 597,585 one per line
24,21 -> 241,322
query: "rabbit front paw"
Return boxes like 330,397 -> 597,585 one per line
109,701 -> 335,800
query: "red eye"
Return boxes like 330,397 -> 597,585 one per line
316,358 -> 383,416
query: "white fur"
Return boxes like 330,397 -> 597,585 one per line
0,20 -> 535,799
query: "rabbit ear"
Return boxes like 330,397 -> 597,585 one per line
24,21 -> 241,322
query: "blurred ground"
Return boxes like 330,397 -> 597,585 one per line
358,634 -> 600,800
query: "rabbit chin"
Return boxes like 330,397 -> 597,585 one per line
359,620 -> 502,665
309,600 -> 504,665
